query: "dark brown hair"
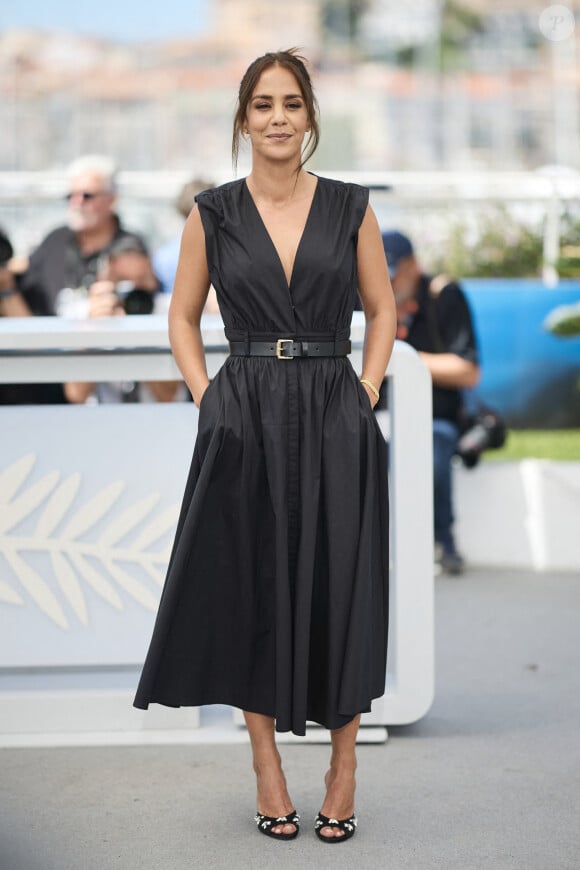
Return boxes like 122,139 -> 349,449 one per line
232,48 -> 320,169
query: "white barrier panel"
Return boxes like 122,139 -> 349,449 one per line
0,314 -> 433,743
456,459 -> 580,572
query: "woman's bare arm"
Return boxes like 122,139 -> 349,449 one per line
356,205 -> 397,406
168,205 -> 212,407
418,351 -> 480,388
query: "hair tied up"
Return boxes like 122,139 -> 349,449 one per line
232,48 -> 320,170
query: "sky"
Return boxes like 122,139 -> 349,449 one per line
0,0 -> 209,42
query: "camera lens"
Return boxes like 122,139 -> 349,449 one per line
122,288 -> 154,315
115,280 -> 155,315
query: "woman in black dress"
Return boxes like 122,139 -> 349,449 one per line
135,49 -> 396,843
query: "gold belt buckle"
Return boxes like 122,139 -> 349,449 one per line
276,338 -> 294,359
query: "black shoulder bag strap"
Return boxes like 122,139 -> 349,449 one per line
425,273 -> 454,354
425,274 -> 472,430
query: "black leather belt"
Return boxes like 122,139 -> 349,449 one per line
229,338 -> 351,359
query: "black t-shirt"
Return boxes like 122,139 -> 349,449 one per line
17,218 -> 146,316
403,274 -> 479,423
0,218 -> 147,405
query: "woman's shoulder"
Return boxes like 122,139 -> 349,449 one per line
315,174 -> 369,209
195,179 -> 246,224
314,174 -> 368,195
314,175 -> 369,226
196,178 -> 245,203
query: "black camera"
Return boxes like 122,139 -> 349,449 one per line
456,408 -> 507,468
0,229 -> 14,267
114,280 -> 155,315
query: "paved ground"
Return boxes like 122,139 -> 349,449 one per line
1,567 -> 579,870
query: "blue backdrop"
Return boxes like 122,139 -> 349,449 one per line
462,280 -> 580,428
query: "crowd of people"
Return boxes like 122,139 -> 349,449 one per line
0,151 -> 480,574
0,154 -> 212,405
2,48 -> 484,849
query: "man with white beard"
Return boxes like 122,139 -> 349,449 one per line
16,154 -> 147,316
0,155 -> 150,404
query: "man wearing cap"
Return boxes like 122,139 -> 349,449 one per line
382,230 -> 480,574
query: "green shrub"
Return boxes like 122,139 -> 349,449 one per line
430,206 -> 543,277
428,206 -> 580,279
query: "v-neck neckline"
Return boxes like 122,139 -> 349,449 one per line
244,173 -> 320,291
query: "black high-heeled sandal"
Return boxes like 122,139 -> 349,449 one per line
314,811 -> 357,843
254,809 -> 300,840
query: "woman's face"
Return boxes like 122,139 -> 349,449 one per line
245,64 -> 310,164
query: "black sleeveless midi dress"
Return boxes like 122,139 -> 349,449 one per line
134,175 -> 389,736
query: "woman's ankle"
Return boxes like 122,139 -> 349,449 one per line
252,751 -> 283,775
328,756 -> 357,776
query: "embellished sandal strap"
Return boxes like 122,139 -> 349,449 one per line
315,811 -> 357,833
255,809 -> 300,830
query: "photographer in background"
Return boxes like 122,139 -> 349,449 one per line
152,176 -> 220,315
14,154 -> 148,317
382,231 -> 480,575
0,156 -> 155,405
0,227 -> 65,405
0,229 -> 29,317
153,177 -> 214,295
64,237 -> 183,404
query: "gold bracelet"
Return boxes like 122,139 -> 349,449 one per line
360,378 -> 380,401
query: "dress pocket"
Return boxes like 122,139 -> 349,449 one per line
198,379 -> 215,414
197,375 -> 224,434
356,377 -> 375,413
